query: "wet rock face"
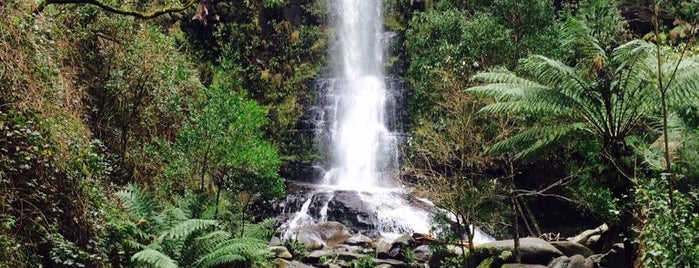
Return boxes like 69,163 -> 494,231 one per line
324,191 -> 379,234
476,238 -> 564,265
278,187 -> 382,237
295,221 -> 353,250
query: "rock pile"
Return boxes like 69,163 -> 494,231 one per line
270,222 -> 627,268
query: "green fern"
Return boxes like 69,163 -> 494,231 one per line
242,218 -> 277,240
160,219 -> 218,241
121,184 -> 274,268
193,237 -> 270,267
467,19 -> 699,161
117,183 -> 160,221
132,249 -> 178,268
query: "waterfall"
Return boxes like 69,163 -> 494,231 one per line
320,0 -> 398,189
280,0 -> 493,243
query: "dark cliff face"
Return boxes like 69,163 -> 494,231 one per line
619,4 -> 675,36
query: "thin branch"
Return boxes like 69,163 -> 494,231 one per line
33,0 -> 200,19
513,174 -> 579,204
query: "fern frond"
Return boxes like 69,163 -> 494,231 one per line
189,230 -> 234,259
471,70 -> 543,86
117,183 -> 160,220
520,55 -> 590,98
195,253 -> 247,268
560,18 -> 606,59
242,218 -> 277,240
193,237 -> 270,268
155,207 -> 190,231
666,55 -> 699,107
132,248 -> 179,268
487,123 -> 589,161
160,219 -> 219,242
467,82 -> 547,102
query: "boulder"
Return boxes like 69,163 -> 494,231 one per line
549,255 -> 593,268
270,246 -> 293,259
550,241 -> 594,257
597,243 -> 626,268
567,254 -> 593,268
334,244 -> 364,254
547,256 -> 569,268
274,259 -> 316,268
303,249 -> 366,263
345,233 -> 373,246
295,221 -> 353,250
374,258 -> 409,268
374,235 -> 414,260
414,245 -> 431,262
477,238 -> 563,265
374,237 -> 394,257
325,191 -> 379,233
501,264 -> 547,268
413,233 -> 436,246
270,236 -> 283,247
392,234 -> 415,246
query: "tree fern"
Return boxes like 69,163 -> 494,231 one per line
241,218 -> 277,240
160,219 -> 218,241
487,123 -> 589,160
116,183 -> 160,221
466,25 -> 692,161
193,237 -> 270,268
132,249 -> 178,268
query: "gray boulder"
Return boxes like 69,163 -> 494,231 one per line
374,258 -> 409,268
273,259 -> 316,268
270,246 -> 293,259
567,254 -> 593,268
295,221 -> 353,250
345,233 -> 373,246
547,256 -> 569,268
550,241 -> 594,257
303,249 -> 365,263
373,235 -> 414,260
597,243 -> 626,268
547,254 -> 594,268
477,238 -> 563,265
414,245 -> 431,262
325,191 -> 379,233
270,236 -> 283,247
501,264 -> 548,268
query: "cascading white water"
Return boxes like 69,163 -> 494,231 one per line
282,0 -> 494,243
323,0 -> 397,189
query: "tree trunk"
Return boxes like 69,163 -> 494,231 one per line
467,223 -> 475,268
199,145 -> 210,192
511,191 -> 521,263
214,185 -> 221,218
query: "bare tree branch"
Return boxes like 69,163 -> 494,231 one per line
513,173 -> 579,204
33,0 -> 200,20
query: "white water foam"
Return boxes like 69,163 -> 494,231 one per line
281,0 -> 494,243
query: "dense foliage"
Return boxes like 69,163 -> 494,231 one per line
0,0 -> 697,267
0,0 -> 321,266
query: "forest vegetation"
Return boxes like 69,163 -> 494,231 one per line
0,0 -> 697,267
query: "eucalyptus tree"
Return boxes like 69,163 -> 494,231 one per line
467,20 -> 699,266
